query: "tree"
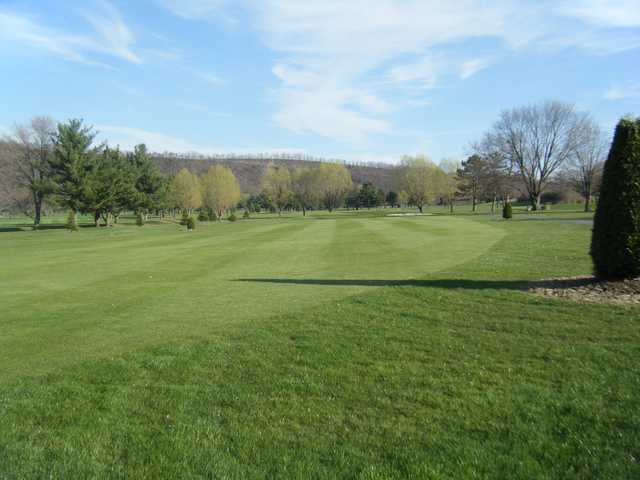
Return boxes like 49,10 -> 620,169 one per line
386,191 -> 399,208
317,163 -> 352,212
86,147 -> 136,226
200,165 -> 242,219
457,155 -> 487,212
398,155 -> 439,213
358,182 -> 378,209
590,117 -> 640,279
128,144 -> 167,216
398,190 -> 409,207
49,119 -> 99,224
483,101 -> 584,210
568,118 -> 607,212
291,167 -> 320,216
261,164 -> 292,215
8,117 -> 56,227
170,168 -> 202,213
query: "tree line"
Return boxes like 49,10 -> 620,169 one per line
0,100 -> 612,228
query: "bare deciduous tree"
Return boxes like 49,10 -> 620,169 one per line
6,117 -> 56,226
568,118 -> 608,212
484,101 -> 583,210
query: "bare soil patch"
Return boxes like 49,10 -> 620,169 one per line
529,275 -> 640,305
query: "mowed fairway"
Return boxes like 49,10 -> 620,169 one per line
1,212 -> 639,479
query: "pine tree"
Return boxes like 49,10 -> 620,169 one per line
590,117 -> 640,278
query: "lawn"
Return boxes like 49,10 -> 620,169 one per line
0,209 -> 638,479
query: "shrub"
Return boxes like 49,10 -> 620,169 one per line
180,211 -> 189,226
136,211 -> 145,226
186,216 -> 196,230
591,117 -> 640,278
242,210 -> 250,219
197,210 -> 208,222
502,203 -> 513,219
208,209 -> 217,222
228,213 -> 237,222
66,210 -> 78,231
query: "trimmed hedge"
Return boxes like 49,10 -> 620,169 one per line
591,117 -> 640,278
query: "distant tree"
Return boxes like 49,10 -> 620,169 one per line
399,155 -> 439,213
502,202 -> 513,219
87,147 -> 136,226
376,188 -> 386,207
128,144 -> 167,216
482,101 -> 584,210
590,117 -> 640,279
317,163 -> 352,212
261,164 -> 292,215
291,167 -> 320,216
201,165 -> 242,219
386,190 -> 399,208
7,117 -> 56,227
398,190 -> 409,207
170,168 -> 202,214
345,188 -> 362,210
457,155 -> 487,212
568,118 -> 607,212
49,119 -> 100,225
359,182 -> 378,209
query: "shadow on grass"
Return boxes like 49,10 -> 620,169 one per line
0,223 -> 96,233
235,277 -> 598,291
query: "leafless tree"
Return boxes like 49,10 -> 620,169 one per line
7,117 -> 56,226
484,101 -> 584,210
567,118 -> 608,212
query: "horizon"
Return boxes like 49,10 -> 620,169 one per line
1,0 -> 639,164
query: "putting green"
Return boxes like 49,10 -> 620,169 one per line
0,215 -> 504,379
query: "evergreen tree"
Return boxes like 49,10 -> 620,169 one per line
49,119 -> 99,222
590,117 -> 640,278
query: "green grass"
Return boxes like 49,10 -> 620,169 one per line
0,209 -> 638,479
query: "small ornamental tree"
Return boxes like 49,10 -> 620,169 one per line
197,210 -> 208,222
590,117 -> 640,278
243,210 -> 250,219
186,216 -> 196,230
136,211 -> 145,226
502,202 -> 512,219
228,213 -> 238,222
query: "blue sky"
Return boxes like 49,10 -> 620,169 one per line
0,0 -> 639,164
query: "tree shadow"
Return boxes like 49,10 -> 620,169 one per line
235,277 -> 598,291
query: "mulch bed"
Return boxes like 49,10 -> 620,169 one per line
529,276 -> 640,305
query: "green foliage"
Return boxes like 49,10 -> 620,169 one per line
242,210 -> 250,219
502,202 -> 513,219
358,182 -> 379,208
186,216 -> 196,230
65,210 -> 78,231
197,210 -> 209,222
208,209 -> 218,222
228,213 -> 238,222
591,117 -> 640,278
180,211 -> 189,226
136,211 -> 145,227
49,119 -> 98,213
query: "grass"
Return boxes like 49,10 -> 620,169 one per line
0,207 -> 638,479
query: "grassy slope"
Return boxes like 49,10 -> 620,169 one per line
0,210 -> 638,479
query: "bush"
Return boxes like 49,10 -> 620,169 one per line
502,203 -> 513,219
197,210 -> 208,222
228,213 -> 237,222
591,117 -> 640,278
66,210 -> 78,231
242,210 -> 250,219
208,210 -> 217,222
136,211 -> 145,226
180,211 -> 189,226
186,216 -> 196,230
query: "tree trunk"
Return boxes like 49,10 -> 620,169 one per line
449,200 -> 454,214
418,205 -> 423,213
531,193 -> 541,211
302,207 -> 306,216
472,195 -> 477,212
94,210 -> 101,227
584,192 -> 591,212
33,194 -> 42,228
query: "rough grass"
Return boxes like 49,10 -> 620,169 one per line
0,208 -> 638,479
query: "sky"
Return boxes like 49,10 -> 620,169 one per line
0,0 -> 639,164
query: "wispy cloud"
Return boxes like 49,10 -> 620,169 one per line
194,71 -> 225,86
0,1 -> 140,67
604,83 -> 640,100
